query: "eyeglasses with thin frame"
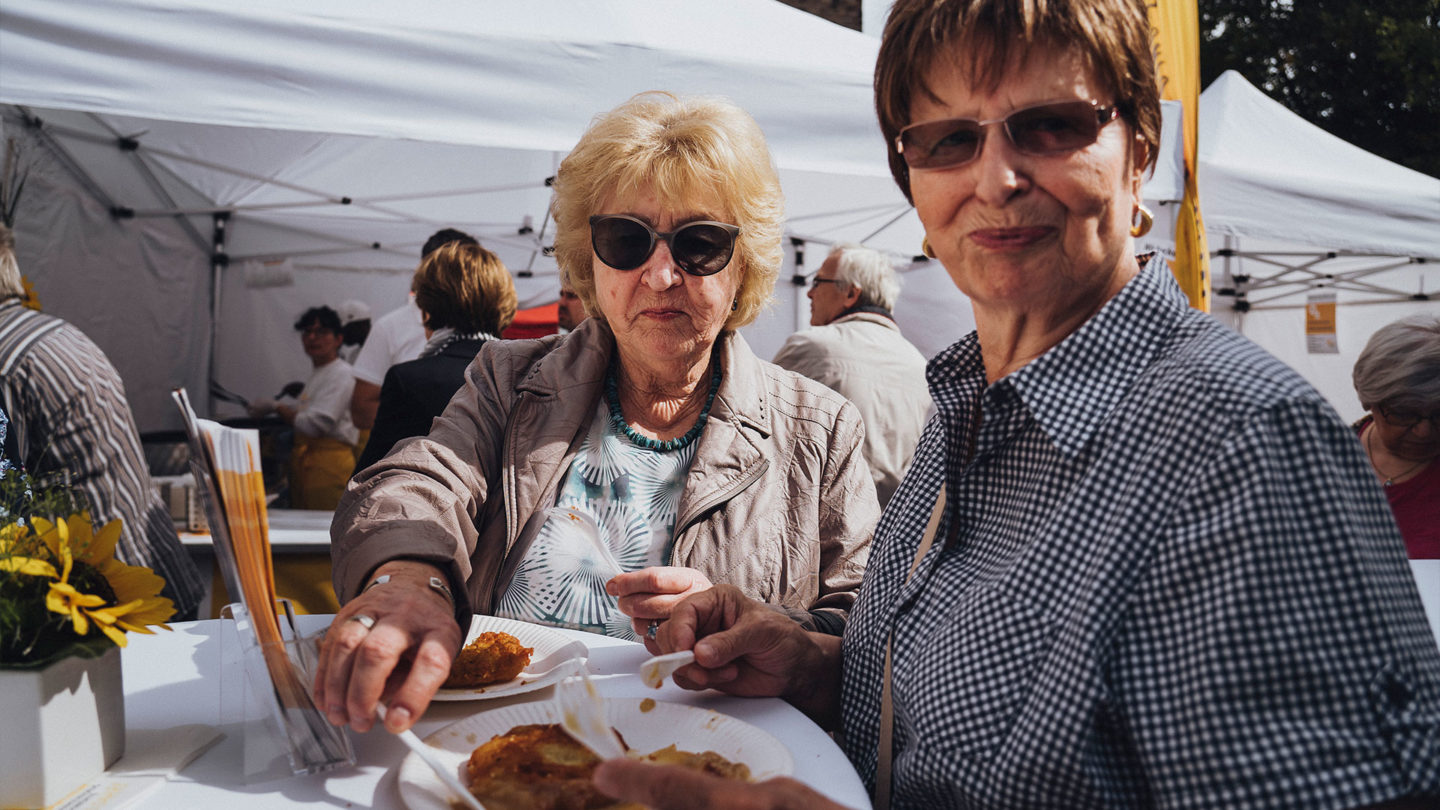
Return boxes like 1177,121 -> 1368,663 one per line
809,276 -> 846,291
1377,404 -> 1440,431
589,214 -> 741,277
895,99 -> 1121,171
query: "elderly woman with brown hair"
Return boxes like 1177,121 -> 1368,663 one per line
315,92 -> 876,735
598,2 -> 1440,808
354,241 -> 518,471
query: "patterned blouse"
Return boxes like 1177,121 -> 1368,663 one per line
841,259 -> 1440,807
496,401 -> 695,639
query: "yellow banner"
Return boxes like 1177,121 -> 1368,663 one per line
1147,0 -> 1211,312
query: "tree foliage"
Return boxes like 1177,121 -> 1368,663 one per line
1199,0 -> 1440,178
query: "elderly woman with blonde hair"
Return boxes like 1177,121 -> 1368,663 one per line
315,92 -> 877,735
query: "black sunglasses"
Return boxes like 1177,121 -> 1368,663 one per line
589,214 -> 740,277
896,99 -> 1120,171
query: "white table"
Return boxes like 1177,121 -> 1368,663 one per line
121,616 -> 871,809
1411,559 -> 1440,645
178,509 -> 334,552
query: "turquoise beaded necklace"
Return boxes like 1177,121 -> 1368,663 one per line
606,356 -> 723,452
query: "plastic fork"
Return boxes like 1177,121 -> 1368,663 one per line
639,650 -> 696,689
374,704 -> 486,810
555,671 -> 626,760
545,506 -> 622,578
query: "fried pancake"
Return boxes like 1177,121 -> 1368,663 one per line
444,631 -> 534,689
466,723 -> 624,810
465,723 -> 750,810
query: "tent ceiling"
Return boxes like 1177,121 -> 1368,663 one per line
1198,71 -> 1440,260
1,0 -> 1188,286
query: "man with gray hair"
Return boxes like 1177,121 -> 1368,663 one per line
774,243 -> 931,507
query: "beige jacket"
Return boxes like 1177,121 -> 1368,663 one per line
772,310 -> 932,508
332,318 -> 877,631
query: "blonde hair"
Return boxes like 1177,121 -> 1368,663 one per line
413,241 -> 518,335
550,92 -> 784,330
0,224 -> 22,299
875,0 -> 1162,202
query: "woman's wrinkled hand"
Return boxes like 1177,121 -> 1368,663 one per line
311,561 -> 463,734
594,758 -> 853,810
606,565 -> 713,644
652,585 -> 838,713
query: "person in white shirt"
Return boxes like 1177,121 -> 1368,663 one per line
349,229 -> 478,430
250,306 -> 358,509
773,243 -> 932,507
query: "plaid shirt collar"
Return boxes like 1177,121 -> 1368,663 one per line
926,256 -> 1186,459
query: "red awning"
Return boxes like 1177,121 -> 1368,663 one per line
502,302 -> 559,339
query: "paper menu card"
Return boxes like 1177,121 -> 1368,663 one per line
170,388 -> 352,775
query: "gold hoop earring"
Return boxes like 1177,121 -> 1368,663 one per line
1130,205 -> 1154,238
921,236 -> 936,258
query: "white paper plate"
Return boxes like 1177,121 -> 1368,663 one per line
431,615 -> 588,701
398,698 -> 794,810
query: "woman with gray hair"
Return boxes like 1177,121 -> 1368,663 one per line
1353,314 -> 1440,558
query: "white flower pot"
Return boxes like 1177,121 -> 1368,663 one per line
0,646 -> 125,809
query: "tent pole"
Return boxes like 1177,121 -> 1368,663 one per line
81,112 -> 210,255
792,238 -> 808,332
860,206 -> 916,243
13,107 -> 118,213
209,213 -> 229,417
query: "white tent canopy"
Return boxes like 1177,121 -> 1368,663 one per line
1177,72 -> 1440,421
5,1 -> 1426,431
1,0 -> 933,431
1200,70 -> 1438,260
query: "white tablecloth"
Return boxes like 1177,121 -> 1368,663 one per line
179,509 -> 334,552
1411,559 -> 1440,644
120,616 -> 870,809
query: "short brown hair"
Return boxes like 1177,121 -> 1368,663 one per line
875,0 -> 1162,202
412,242 -> 518,336
550,92 -> 784,330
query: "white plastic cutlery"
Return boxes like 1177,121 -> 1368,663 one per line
545,506 -> 622,578
375,704 -> 486,810
639,650 -> 696,689
555,670 -> 627,759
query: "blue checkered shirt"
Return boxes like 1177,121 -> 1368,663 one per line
840,260 -> 1440,808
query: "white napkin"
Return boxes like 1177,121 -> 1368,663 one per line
47,725 -> 222,810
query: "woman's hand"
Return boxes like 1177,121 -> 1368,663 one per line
311,561 -> 463,734
606,566 -> 713,643
594,758 -> 853,810
655,585 -> 843,725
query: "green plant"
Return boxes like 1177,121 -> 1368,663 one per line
1,467 -> 175,669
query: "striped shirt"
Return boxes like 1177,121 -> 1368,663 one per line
0,299 -> 203,619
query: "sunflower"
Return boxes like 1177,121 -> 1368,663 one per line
0,521 -> 58,578
32,513 -> 175,646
